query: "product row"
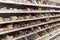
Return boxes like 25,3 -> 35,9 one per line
1,0 -> 57,6
0,13 -> 60,22
0,22 -> 60,40
0,7 -> 58,12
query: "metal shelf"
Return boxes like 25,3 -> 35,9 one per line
0,15 -> 60,24
0,11 -> 60,13
0,1 -> 60,40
